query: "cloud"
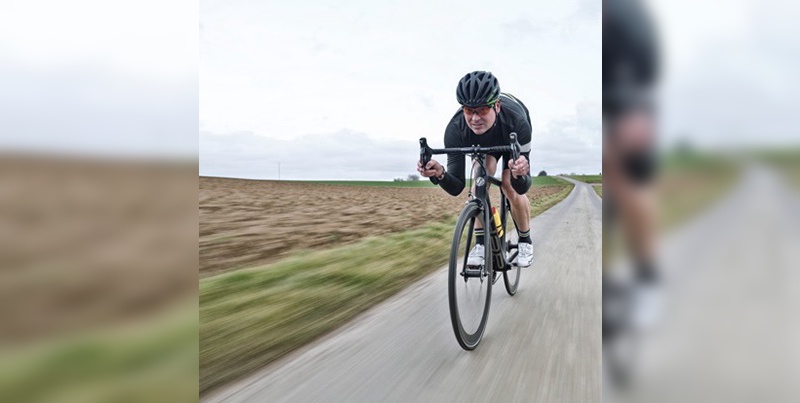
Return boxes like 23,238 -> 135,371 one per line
419,95 -> 435,109
575,0 -> 602,20
200,1 -> 601,179
201,101 -> 602,181
200,129 -> 422,180
503,19 -> 550,37
0,64 -> 197,157
531,101 -> 602,175
311,42 -> 329,53
661,36 -> 800,149
501,0 -> 600,42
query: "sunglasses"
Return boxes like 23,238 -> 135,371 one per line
462,102 -> 497,117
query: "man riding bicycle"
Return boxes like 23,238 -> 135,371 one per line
417,71 -> 534,267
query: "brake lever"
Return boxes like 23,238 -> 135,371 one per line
419,137 -> 432,169
509,132 -> 520,162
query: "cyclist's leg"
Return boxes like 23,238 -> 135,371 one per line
604,106 -> 661,332
500,164 -> 530,234
605,108 -> 658,280
602,191 -> 617,272
465,156 -> 499,265
469,156 -> 499,231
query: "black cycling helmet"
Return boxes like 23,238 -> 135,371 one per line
456,71 -> 500,107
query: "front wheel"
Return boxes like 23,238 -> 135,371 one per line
503,201 -> 521,295
449,201 -> 493,350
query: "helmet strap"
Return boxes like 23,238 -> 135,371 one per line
491,101 -> 500,129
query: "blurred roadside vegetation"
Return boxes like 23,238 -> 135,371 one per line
657,149 -> 741,229
565,174 -> 603,184
751,148 -> 800,189
199,180 -> 574,395
0,156 -> 198,403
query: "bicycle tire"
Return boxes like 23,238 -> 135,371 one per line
448,201 -> 493,350
503,199 -> 521,295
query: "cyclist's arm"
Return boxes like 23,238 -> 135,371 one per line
431,126 -> 466,196
510,152 -> 532,195
509,119 -> 533,195
437,152 -> 466,195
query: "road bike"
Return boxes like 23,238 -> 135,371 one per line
420,134 -> 524,350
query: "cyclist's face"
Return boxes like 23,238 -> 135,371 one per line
463,102 -> 499,135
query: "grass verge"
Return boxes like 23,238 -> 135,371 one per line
532,176 -> 566,186
199,182 -> 574,395
565,174 -> 603,184
604,151 -> 740,263
751,148 -> 800,190
300,180 -> 437,187
593,185 -> 602,198
0,304 -> 197,403
658,151 -> 740,229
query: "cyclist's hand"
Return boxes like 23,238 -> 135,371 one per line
417,159 -> 443,178
508,156 -> 529,179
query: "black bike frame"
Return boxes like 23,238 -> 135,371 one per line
420,134 -> 522,274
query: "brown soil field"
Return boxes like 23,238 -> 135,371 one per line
199,177 -> 567,277
1,155 -> 197,344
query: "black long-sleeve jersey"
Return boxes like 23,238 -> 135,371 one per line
603,0 -> 660,118
432,93 -> 533,196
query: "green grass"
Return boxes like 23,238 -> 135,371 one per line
751,148 -> 800,189
658,151 -> 740,229
660,149 -> 737,173
0,305 -> 197,403
593,185 -> 602,198
299,180 -> 437,187
199,182 -> 574,395
532,176 -> 566,186
565,174 -> 603,184
604,150 -> 739,264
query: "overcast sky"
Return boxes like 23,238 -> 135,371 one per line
200,0 -> 602,180
0,0 -> 198,158
647,0 -> 800,150
3,1 -> 795,166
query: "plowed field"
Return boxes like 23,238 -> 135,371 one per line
200,177 -> 567,277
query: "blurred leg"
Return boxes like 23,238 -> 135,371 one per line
501,169 -> 530,233
606,108 -> 658,279
469,156 -> 498,231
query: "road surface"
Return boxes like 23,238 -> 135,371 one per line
605,164 -> 800,403
205,177 -> 602,403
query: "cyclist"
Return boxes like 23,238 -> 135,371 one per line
603,0 -> 661,386
417,71 -> 534,267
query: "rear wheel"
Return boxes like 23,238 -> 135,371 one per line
449,201 -> 493,350
503,200 -> 521,295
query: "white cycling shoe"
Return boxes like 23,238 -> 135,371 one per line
516,242 -> 533,267
631,280 -> 663,330
466,244 -> 485,266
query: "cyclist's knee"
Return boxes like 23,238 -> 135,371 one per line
500,179 -> 525,203
511,192 -> 529,207
485,155 -> 498,176
622,150 -> 657,185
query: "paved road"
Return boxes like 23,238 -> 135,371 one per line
606,164 -> 800,403
205,177 -> 602,403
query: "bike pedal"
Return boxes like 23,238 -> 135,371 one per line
507,251 -> 518,262
462,266 -> 485,278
